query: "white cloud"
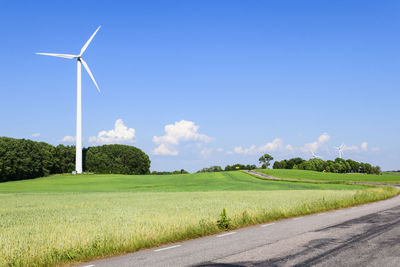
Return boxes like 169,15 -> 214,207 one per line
300,133 -> 331,153
233,139 -> 284,155
301,141 -> 319,153
259,138 -> 283,152
152,143 -> 178,156
231,133 -> 330,156
227,133 -> 375,159
32,133 -> 40,138
233,144 -> 257,155
318,133 -> 330,144
334,142 -> 371,155
60,135 -> 75,143
342,142 -> 370,153
153,120 -> 212,145
200,148 -> 213,157
153,120 -> 212,155
89,119 -> 136,144
361,142 -> 368,151
342,144 -> 359,152
217,148 -> 224,152
285,144 -> 294,151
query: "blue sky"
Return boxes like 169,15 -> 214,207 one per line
1,0 -> 399,172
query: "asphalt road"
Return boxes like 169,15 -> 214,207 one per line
78,188 -> 400,267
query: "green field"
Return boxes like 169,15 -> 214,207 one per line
0,171 -> 398,266
383,171 -> 400,175
0,171 -> 369,193
254,169 -> 400,183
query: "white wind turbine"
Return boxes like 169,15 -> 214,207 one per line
311,151 -> 322,159
334,144 -> 344,159
37,26 -> 101,174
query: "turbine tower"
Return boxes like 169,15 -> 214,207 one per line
334,144 -> 344,159
37,26 -> 101,174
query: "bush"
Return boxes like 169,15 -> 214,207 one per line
85,144 -> 150,175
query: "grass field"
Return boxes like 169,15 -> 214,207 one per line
383,171 -> 400,175
254,169 -> 400,183
0,171 -> 398,266
0,171 -> 368,192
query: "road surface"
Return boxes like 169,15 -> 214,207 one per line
78,187 -> 400,267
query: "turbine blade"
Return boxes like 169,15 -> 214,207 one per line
36,53 -> 77,59
80,26 -> 101,56
80,58 -> 100,92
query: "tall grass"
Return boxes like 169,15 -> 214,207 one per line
1,186 -> 398,266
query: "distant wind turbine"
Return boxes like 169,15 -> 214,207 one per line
334,144 -> 344,159
311,151 -> 322,159
36,26 -> 101,174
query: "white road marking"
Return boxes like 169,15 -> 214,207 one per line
83,265 -> 95,267
154,245 -> 181,252
261,223 -> 275,227
316,213 -> 323,216
293,217 -> 302,221
351,207 -> 357,210
217,232 -> 237,238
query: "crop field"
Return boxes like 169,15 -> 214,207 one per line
254,169 -> 400,183
0,171 -> 398,266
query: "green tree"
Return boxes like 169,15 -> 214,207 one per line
85,144 -> 150,174
52,145 -> 75,174
224,164 -> 254,171
0,137 -> 55,181
197,166 -> 223,173
259,154 -> 274,169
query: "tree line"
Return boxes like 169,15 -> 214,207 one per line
197,164 -> 257,173
196,152 -> 381,175
273,157 -> 381,174
0,137 -> 151,182
151,169 -> 189,175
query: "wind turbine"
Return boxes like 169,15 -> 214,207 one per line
311,151 -> 322,159
37,26 -> 101,174
334,144 -> 344,159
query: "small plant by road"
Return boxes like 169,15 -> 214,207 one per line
217,208 -> 231,229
